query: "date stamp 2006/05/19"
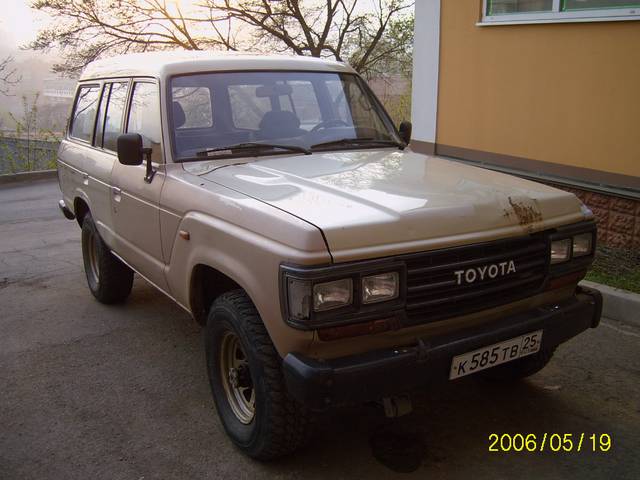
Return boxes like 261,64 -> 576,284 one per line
489,433 -> 612,453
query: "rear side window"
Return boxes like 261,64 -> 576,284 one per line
127,82 -> 162,162
102,82 -> 129,152
228,84 -> 271,130
172,87 -> 213,129
69,85 -> 101,142
93,84 -> 109,148
289,81 -> 322,130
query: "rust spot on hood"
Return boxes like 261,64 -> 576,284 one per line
506,197 -> 543,231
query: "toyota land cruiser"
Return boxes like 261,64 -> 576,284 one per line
57,51 -> 602,460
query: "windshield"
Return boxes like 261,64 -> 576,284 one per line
169,71 -> 401,161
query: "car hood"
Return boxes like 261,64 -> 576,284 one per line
192,149 -> 589,262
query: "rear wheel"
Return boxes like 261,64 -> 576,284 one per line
205,290 -> 313,460
81,212 -> 133,304
483,347 -> 556,381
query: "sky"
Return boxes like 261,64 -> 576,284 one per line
1,0 -> 208,52
2,0 -> 377,50
3,0 -> 47,49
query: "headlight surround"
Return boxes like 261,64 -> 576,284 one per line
573,232 -> 593,257
362,272 -> 399,304
551,238 -> 571,264
281,262 -> 405,329
313,278 -> 353,312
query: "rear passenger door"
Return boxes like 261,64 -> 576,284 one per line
110,80 -> 168,292
59,83 -> 118,244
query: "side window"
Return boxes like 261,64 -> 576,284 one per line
228,84 -> 271,130
127,82 -> 162,162
172,87 -> 213,129
69,85 -> 101,142
93,84 -> 109,147
326,80 -> 354,125
102,82 -> 129,152
325,78 -> 385,133
288,81 -> 322,130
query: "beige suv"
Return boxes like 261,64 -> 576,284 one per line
57,51 -> 602,460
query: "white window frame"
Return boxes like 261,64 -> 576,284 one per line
479,0 -> 640,25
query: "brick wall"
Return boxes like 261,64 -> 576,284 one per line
554,185 -> 640,251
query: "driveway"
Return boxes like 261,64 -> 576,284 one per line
1,179 -> 639,479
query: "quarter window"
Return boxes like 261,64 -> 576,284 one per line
93,84 -> 109,148
69,85 -> 101,142
127,82 -> 162,162
102,82 -> 129,152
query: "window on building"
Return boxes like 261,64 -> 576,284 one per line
127,82 -> 162,163
483,0 -> 640,24
488,0 -> 553,14
69,85 -> 101,142
564,0 -> 640,9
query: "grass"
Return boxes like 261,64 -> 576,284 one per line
585,245 -> 640,294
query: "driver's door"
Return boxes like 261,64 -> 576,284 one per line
110,80 -> 168,292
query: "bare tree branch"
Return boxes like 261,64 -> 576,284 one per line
28,0 -> 413,76
0,56 -> 22,96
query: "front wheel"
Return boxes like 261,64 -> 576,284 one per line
81,212 -> 133,304
205,290 -> 313,460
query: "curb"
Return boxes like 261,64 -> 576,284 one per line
580,280 -> 640,327
0,170 -> 57,185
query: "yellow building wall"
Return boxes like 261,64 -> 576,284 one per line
436,0 -> 640,178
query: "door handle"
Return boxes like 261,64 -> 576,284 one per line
112,186 -> 122,202
81,172 -> 89,185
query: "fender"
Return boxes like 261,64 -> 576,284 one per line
165,211 -> 330,357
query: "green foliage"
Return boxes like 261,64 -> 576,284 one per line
348,13 -> 415,80
380,86 -> 412,127
0,94 -> 60,173
585,245 -> 640,293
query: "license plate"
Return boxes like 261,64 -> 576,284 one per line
449,330 -> 543,380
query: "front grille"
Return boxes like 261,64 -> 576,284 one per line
404,236 -> 548,325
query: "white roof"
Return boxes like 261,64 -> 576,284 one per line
79,51 -> 355,81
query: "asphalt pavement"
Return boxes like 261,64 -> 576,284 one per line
1,179 -> 639,479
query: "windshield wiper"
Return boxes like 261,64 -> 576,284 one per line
196,142 -> 311,157
310,137 -> 405,150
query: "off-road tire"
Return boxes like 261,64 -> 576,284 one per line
81,212 -> 133,304
205,290 -> 314,460
483,347 -> 556,381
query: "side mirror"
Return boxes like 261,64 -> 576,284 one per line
117,133 -> 144,166
398,121 -> 412,145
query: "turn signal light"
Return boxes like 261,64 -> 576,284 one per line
545,270 -> 587,291
318,318 -> 396,341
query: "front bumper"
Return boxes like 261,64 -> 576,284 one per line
283,286 -> 602,410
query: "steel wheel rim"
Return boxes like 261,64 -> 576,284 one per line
220,331 -> 255,424
87,230 -> 100,286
